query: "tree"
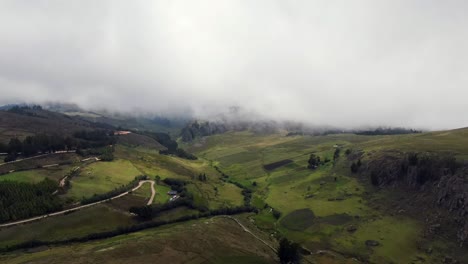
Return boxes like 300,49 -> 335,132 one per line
0,142 -> 7,153
272,208 -> 281,219
308,154 -> 320,169
100,147 -> 114,161
155,175 -> 161,184
8,138 -> 22,154
4,153 -> 17,162
333,148 -> 340,161
129,205 -> 153,220
278,238 -> 301,264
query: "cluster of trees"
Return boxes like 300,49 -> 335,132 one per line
0,206 -> 257,253
180,121 -> 227,142
1,129 -> 116,162
130,196 -> 197,220
144,132 -> 197,160
99,147 -> 114,161
307,153 -> 333,169
75,145 -> 114,161
278,238 -> 301,264
162,178 -> 188,195
73,130 -> 116,149
80,175 -> 148,205
197,173 -> 208,181
333,148 -> 340,162
262,203 -> 282,219
308,154 -> 321,169
6,105 -> 42,116
214,166 -> 253,206
350,159 -> 362,173
0,178 -> 62,222
2,134 -> 76,162
355,127 -> 422,136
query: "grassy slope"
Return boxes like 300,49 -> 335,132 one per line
4,129 -> 468,263
0,205 -> 135,248
66,159 -> 142,199
115,145 -> 244,209
0,166 -> 73,183
0,216 -> 277,264
0,110 -> 94,143
188,130 -> 468,263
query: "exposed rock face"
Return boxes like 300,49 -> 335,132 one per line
366,153 -> 468,245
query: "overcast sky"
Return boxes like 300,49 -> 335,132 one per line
0,1 -> 467,130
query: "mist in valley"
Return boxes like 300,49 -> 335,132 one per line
1,1 -> 468,130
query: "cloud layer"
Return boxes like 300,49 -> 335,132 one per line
1,1 -> 468,130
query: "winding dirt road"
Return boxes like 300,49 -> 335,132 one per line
0,180 -> 156,228
146,180 -> 156,205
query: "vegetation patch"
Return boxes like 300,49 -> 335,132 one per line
318,213 -> 353,226
280,208 -> 315,231
263,159 -> 293,171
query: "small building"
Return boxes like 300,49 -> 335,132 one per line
114,131 -> 131,135
167,190 -> 178,196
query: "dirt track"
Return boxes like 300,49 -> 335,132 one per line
0,180 -> 156,228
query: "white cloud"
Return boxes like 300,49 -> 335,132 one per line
0,1 -> 467,130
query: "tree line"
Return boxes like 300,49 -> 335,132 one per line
214,166 -> 252,206
143,131 -> 197,160
355,127 -> 422,136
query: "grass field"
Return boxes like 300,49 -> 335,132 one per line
153,184 -> 171,204
0,166 -> 72,183
186,130 -> 468,263
0,216 -> 277,264
0,205 -> 134,248
66,159 -> 142,200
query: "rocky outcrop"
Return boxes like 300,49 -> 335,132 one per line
366,153 -> 467,245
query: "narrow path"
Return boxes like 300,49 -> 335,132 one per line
0,180 -> 156,228
215,215 -> 277,253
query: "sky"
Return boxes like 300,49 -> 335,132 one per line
0,1 -> 467,130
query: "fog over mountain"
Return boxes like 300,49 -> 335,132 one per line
1,1 -> 468,130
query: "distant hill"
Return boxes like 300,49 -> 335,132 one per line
0,106 -> 113,143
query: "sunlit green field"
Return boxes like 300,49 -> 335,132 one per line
66,159 -> 142,200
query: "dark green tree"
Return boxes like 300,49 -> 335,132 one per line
278,238 -> 301,264
308,154 -> 320,169
7,138 -> 22,154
